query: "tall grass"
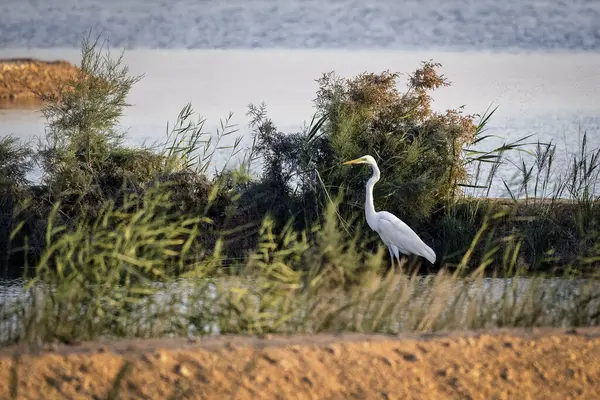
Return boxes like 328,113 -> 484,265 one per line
1,193 -> 598,346
161,102 -> 246,176
457,129 -> 600,271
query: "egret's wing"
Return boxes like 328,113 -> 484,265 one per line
377,211 -> 436,263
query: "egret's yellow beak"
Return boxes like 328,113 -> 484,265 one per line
343,158 -> 364,165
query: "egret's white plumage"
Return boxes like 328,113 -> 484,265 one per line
343,155 -> 436,266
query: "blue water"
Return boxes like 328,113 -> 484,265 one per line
1,0 -> 600,52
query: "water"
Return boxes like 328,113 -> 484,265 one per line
2,0 -> 600,51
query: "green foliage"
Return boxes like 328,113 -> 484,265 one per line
317,64 -> 476,207
38,33 -> 141,162
0,136 -> 34,271
0,135 -> 33,191
35,32 -> 151,217
246,102 -> 328,228
11,183 -> 219,343
250,63 -> 482,231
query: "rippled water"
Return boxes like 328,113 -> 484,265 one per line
2,0 -> 600,51
0,276 -> 586,302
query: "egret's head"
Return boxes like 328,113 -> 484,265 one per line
343,155 -> 377,166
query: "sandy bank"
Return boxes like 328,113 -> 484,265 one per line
0,58 -> 79,107
1,327 -> 599,399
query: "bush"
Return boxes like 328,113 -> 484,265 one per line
35,33 -> 147,217
316,64 -> 477,200
0,135 -> 34,272
249,62 -> 482,246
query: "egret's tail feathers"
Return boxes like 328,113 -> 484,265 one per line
421,244 -> 436,264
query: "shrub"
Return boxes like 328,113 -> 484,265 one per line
314,63 -> 482,219
249,62 -> 483,246
0,135 -> 33,272
35,33 -> 146,217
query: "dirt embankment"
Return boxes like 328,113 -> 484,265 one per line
0,327 -> 599,400
0,58 -> 79,107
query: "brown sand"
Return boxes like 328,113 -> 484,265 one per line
0,58 -> 79,107
0,327 -> 599,399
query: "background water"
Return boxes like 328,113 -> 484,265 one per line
1,0 -> 600,196
2,0 -> 600,51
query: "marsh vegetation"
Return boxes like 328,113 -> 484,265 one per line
0,34 -> 599,346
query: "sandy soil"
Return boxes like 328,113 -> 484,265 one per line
0,327 -> 599,400
0,58 -> 79,106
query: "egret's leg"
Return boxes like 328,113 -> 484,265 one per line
392,247 -> 402,272
388,247 -> 395,270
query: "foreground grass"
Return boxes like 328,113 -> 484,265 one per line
0,193 -> 599,346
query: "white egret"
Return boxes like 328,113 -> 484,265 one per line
343,155 -> 436,267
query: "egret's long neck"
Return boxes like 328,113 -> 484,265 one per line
365,163 -> 380,230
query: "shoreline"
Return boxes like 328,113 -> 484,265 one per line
0,58 -> 79,105
1,327 -> 599,399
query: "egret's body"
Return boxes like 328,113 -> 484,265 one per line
343,155 -> 436,266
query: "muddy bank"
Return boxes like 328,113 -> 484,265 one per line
0,58 -> 79,107
1,327 -> 599,399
